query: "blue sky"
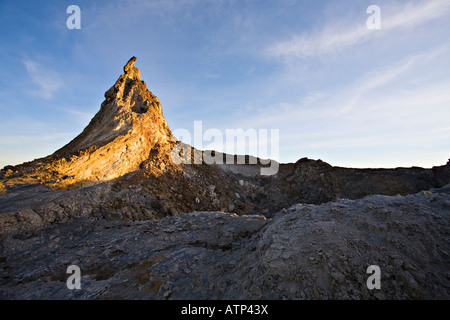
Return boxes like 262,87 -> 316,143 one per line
0,0 -> 449,169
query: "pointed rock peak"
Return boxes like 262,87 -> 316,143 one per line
37,56 -> 176,188
123,56 -> 140,80
124,56 -> 137,72
0,56 -> 180,191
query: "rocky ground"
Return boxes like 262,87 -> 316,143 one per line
1,158 -> 449,240
1,183 -> 449,299
1,57 -> 449,300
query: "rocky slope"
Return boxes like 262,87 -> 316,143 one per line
0,57 -> 449,299
1,184 -> 449,299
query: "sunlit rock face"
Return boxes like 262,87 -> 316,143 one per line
0,57 -> 176,189
51,57 -> 175,186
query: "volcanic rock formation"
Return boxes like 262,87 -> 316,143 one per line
1,57 -> 177,190
53,56 -> 175,184
1,57 -> 450,300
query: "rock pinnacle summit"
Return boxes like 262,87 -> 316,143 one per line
1,57 -> 176,189
123,56 -> 140,80
51,56 -> 175,187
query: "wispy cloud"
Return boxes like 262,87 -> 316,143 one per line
297,81 -> 450,152
234,41 -> 450,167
268,0 -> 450,59
337,45 -> 449,114
383,0 -> 450,29
269,24 -> 368,59
23,59 -> 62,99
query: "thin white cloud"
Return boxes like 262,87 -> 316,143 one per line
338,45 -> 449,114
302,80 -> 450,144
383,0 -> 450,29
24,59 -> 63,99
232,44 -> 450,167
268,0 -> 450,59
269,25 -> 368,59
339,55 -> 418,114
